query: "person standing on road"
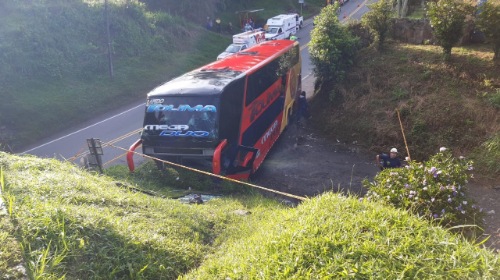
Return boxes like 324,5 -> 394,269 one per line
215,17 -> 222,33
297,91 -> 310,123
376,148 -> 402,170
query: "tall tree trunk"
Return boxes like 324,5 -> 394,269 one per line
443,46 -> 452,61
396,0 -> 402,18
401,0 -> 409,17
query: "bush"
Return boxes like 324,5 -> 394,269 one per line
361,0 -> 394,50
426,0 -> 473,60
363,148 -> 484,233
309,4 -> 359,83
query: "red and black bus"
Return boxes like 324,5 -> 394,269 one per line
128,39 -> 301,180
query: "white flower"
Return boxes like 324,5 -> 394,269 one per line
462,201 -> 467,205
440,147 -> 447,152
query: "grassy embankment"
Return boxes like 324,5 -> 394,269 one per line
312,41 -> 500,178
1,151 -> 499,278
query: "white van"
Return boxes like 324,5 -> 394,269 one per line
217,29 -> 266,60
264,14 -> 298,40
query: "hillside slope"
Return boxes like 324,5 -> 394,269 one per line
311,41 -> 500,177
1,151 -> 498,278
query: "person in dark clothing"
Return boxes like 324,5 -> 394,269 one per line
215,18 -> 221,33
297,91 -> 310,122
376,148 -> 402,170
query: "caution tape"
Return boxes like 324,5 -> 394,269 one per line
104,142 -> 307,201
103,151 -> 129,167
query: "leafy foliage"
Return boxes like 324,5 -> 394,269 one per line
426,0 -> 474,60
361,0 -> 394,50
363,148 -> 484,232
475,0 -> 500,61
309,4 -> 359,83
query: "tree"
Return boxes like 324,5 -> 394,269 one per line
309,4 -> 359,83
475,0 -> 500,62
427,0 -> 474,61
361,0 -> 394,51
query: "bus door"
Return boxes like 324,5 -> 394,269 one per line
213,140 -> 258,179
228,145 -> 258,179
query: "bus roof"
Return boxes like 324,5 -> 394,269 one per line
147,40 -> 297,98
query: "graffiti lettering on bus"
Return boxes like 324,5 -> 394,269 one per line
261,120 -> 279,145
144,125 -> 189,131
159,131 -> 210,137
146,104 -> 217,113
249,85 -> 281,122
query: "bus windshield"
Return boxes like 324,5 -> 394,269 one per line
142,96 -> 219,140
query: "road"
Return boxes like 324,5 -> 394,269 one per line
18,0 -> 374,168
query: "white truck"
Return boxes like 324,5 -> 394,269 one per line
264,14 -> 301,40
217,29 -> 266,60
292,13 -> 304,29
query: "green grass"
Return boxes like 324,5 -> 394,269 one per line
1,152 -> 498,278
0,152 -> 286,278
406,6 -> 426,19
185,192 -> 500,279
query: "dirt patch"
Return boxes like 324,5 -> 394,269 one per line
253,122 -> 378,198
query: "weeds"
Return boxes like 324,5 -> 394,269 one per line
391,87 -> 409,100
486,88 -> 500,108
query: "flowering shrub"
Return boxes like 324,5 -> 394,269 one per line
363,148 -> 484,231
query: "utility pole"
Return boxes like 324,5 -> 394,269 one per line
105,0 -> 114,78
299,0 -> 304,16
